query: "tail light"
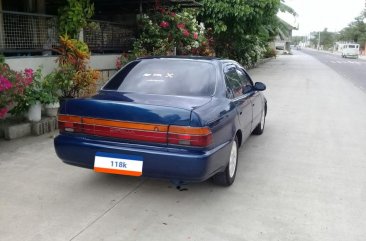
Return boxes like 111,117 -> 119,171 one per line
58,115 -> 212,147
58,115 -> 82,133
168,126 -> 212,147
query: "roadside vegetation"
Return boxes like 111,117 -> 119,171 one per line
118,0 -> 296,68
293,10 -> 366,52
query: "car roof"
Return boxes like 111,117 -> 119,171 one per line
137,56 -> 222,62
136,56 -> 242,67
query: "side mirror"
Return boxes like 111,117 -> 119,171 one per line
254,82 -> 266,91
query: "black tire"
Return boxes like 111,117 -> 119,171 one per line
252,105 -> 266,135
212,136 -> 238,186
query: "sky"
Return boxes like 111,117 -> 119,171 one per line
279,0 -> 365,36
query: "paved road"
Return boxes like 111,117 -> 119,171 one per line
1,52 -> 366,241
300,48 -> 366,92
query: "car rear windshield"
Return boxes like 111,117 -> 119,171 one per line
103,59 -> 216,96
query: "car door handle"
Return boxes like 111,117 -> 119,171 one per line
252,104 -> 255,106
240,111 -> 242,115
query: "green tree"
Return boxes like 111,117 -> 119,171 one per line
310,28 -> 337,49
58,0 -> 95,38
198,0 -> 281,66
292,36 -> 306,45
338,11 -> 366,50
277,0 -> 297,39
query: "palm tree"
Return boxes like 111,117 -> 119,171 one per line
277,0 -> 298,40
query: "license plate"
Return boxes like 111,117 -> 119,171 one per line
94,152 -> 143,176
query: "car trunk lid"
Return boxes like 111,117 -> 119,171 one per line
58,92 -> 213,147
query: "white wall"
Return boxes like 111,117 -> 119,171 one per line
4,54 -> 120,74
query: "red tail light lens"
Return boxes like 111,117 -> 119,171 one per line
168,126 -> 212,147
58,115 -> 82,133
58,115 -> 212,147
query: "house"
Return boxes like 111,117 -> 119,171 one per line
0,0 -> 200,76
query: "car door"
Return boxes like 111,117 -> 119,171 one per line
236,67 -> 263,131
223,65 -> 252,140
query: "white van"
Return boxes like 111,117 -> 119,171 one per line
341,44 -> 359,58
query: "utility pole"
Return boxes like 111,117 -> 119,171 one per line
317,31 -> 321,50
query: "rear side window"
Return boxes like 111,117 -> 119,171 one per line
224,66 -> 243,98
349,45 -> 355,48
103,59 -> 216,97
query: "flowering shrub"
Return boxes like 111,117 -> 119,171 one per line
0,71 -> 13,118
0,63 -> 34,119
10,68 -> 53,116
116,8 -> 215,69
134,8 -> 213,56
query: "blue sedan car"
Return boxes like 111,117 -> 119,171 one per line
54,57 -> 267,186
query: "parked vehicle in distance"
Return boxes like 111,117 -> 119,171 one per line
54,57 -> 267,186
341,44 -> 359,58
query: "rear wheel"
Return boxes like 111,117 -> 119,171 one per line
212,137 -> 238,186
252,105 -> 266,135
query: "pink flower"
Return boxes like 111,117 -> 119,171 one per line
0,75 -> 12,92
193,32 -> 198,40
170,12 -> 176,17
24,69 -> 34,84
24,68 -> 33,77
0,107 -> 8,119
177,23 -> 185,29
116,57 -> 122,69
159,21 -> 170,29
182,29 -> 190,37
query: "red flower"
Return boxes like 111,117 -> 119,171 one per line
0,107 -> 8,119
116,57 -> 122,69
159,21 -> 170,28
23,68 -> 34,86
24,68 -> 33,77
0,75 -> 12,92
182,29 -> 190,37
177,23 -> 185,29
193,32 -> 198,40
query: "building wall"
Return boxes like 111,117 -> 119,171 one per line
4,54 -> 120,74
5,54 -> 120,90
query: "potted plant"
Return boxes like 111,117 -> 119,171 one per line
10,69 -> 49,122
42,72 -> 61,117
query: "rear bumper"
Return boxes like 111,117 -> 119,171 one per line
343,54 -> 358,58
54,134 -> 231,182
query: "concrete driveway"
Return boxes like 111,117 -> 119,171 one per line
1,52 -> 366,241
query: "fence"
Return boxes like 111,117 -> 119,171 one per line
0,11 -> 135,54
84,20 -> 135,53
0,11 -> 58,53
